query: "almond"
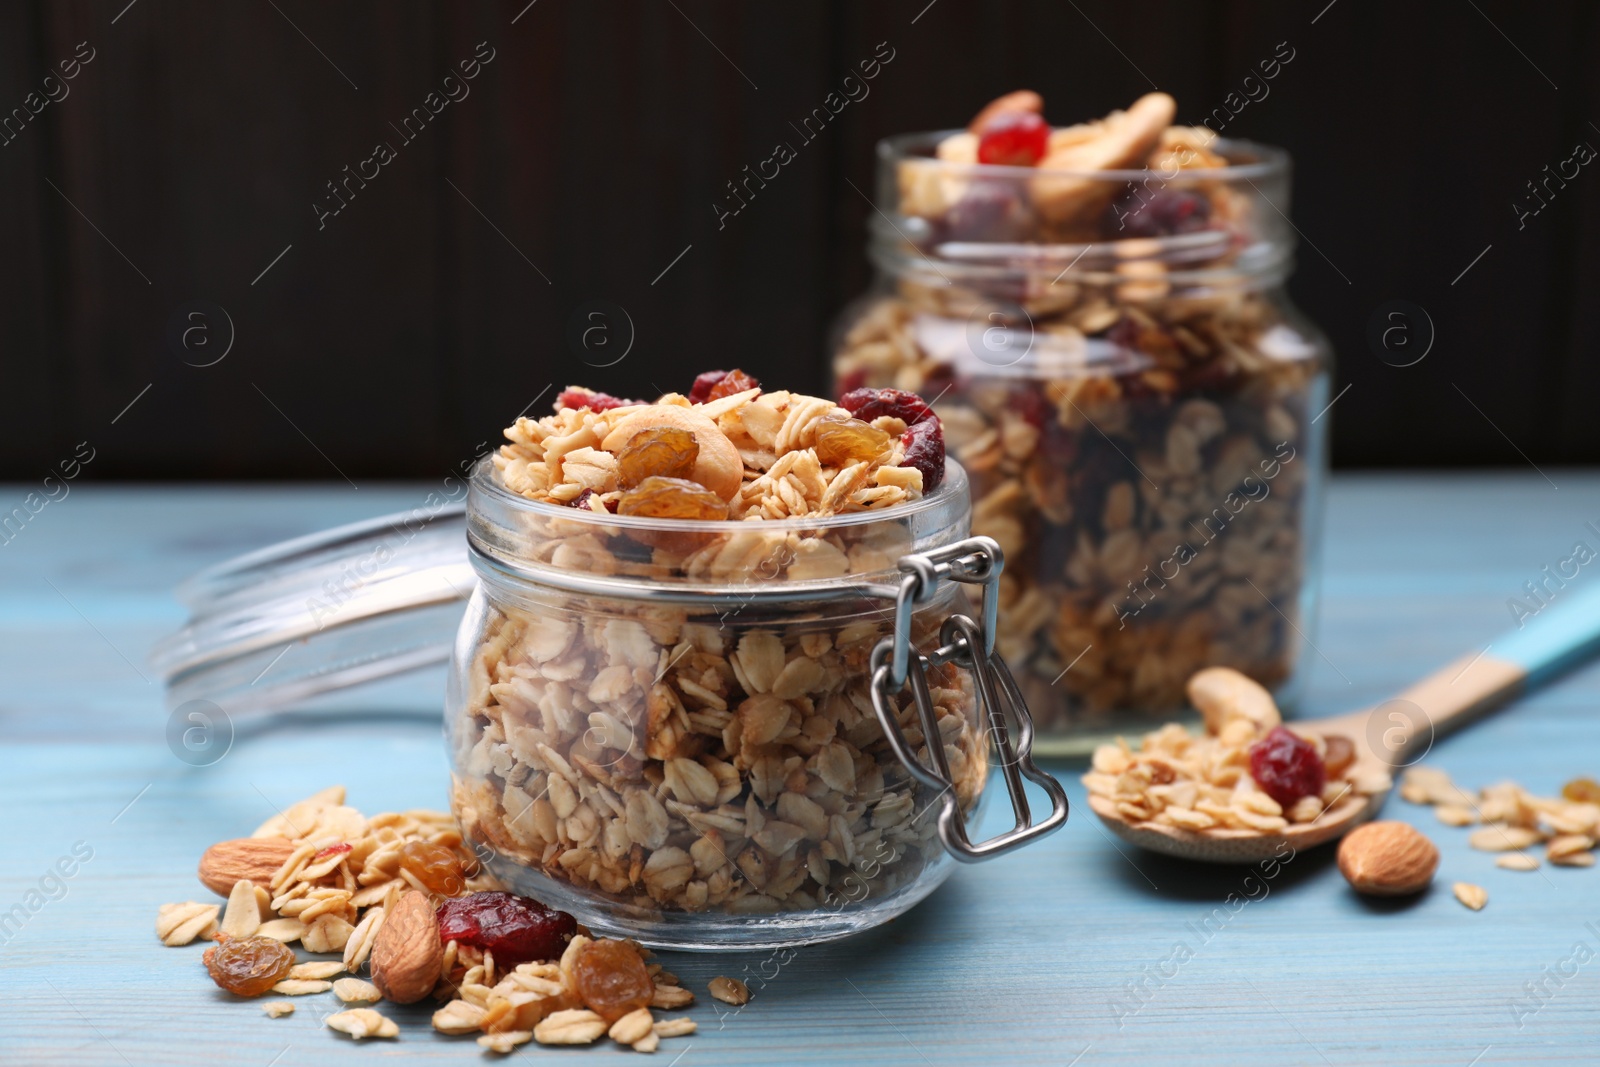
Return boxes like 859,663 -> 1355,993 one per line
198,837 -> 295,897
1337,821 -> 1439,896
369,890 -> 442,1004
968,89 -> 1044,135
1030,92 -> 1176,224
1186,666 -> 1281,735
600,405 -> 743,501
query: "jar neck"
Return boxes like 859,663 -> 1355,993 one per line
867,218 -> 1294,302
466,457 -> 973,603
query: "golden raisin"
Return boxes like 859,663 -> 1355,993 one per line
573,939 -> 654,1022
1322,735 -> 1356,778
1562,776 -> 1600,804
203,935 -> 296,997
399,840 -> 466,896
616,425 -> 699,489
617,476 -> 730,520
814,416 -> 891,466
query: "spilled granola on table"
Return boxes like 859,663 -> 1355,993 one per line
156,786 -> 702,1053
452,373 -> 991,924
1399,766 -> 1600,872
835,90 -> 1326,735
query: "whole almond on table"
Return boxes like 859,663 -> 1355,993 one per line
1337,821 -> 1440,896
369,890 -> 443,1004
197,838 -> 295,897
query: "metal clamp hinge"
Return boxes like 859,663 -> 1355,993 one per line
868,538 -> 1068,862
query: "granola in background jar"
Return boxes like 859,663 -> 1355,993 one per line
833,92 -> 1331,749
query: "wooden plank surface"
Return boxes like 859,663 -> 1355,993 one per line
2,473 -> 1599,1064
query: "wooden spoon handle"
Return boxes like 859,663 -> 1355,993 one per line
1322,581 -> 1600,763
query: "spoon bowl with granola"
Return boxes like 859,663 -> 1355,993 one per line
1086,581 -> 1600,862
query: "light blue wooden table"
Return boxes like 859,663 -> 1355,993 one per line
2,475 -> 1597,1066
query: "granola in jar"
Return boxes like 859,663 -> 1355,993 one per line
446,376 -> 1053,948
833,92 -> 1331,747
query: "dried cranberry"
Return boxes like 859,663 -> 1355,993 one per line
556,387 -> 643,413
709,368 -> 759,400
1106,315 -> 1139,347
920,363 -> 954,394
839,387 -> 944,490
1248,727 -> 1326,808
435,891 -> 577,967
312,843 -> 352,861
688,370 -> 729,403
942,182 -> 1033,243
1106,188 -> 1213,239
1011,388 -> 1050,429
835,369 -> 868,396
899,418 -> 945,490
691,368 -> 760,402
977,111 -> 1049,166
838,387 -> 935,428
1039,419 -> 1079,465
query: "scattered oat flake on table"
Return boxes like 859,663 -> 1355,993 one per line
287,960 -> 344,980
478,1030 -> 534,1053
654,1017 -> 698,1038
607,1008 -> 654,1045
1496,853 -> 1540,871
1550,850 -> 1597,868
260,1001 -> 294,1018
708,976 -> 750,1005
1546,833 -> 1595,860
254,918 -> 307,943
1399,783 -> 1432,805
326,1007 -> 399,1040
155,901 -> 219,946
431,999 -> 488,1034
1453,882 -> 1488,911
219,879 -> 267,940
1467,825 -> 1543,852
332,977 -> 380,1003
532,1009 -> 608,1045
271,978 -> 332,996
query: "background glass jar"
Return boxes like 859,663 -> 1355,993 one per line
447,456 -> 1064,950
833,133 -> 1331,752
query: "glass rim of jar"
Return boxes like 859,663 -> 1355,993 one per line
870,131 -> 1294,287
876,129 -> 1290,183
466,454 -> 974,603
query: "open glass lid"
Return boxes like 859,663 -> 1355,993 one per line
150,503 -> 474,716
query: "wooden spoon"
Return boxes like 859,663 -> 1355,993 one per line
1088,582 -> 1600,862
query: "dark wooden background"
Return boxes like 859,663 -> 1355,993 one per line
3,0 -> 1598,481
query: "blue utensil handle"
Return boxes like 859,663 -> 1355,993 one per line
1367,580 -> 1600,759
1491,579 -> 1600,686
